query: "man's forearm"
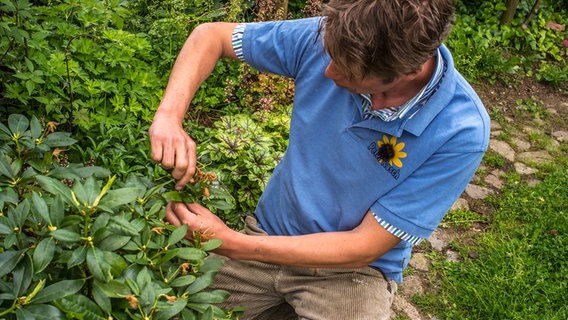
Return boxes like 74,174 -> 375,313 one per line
157,22 -> 239,122
217,212 -> 401,268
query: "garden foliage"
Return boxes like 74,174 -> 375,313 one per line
0,114 -> 239,319
448,0 -> 568,85
0,0 -> 567,319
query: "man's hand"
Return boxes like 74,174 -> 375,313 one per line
165,202 -> 238,250
148,22 -> 238,190
165,202 -> 401,268
149,112 -> 197,190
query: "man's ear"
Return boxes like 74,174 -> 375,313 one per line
403,67 -> 422,81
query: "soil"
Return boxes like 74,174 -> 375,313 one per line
472,77 -> 568,132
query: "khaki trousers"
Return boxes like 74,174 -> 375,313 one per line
211,216 -> 397,320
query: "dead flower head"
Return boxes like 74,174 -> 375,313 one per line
125,295 -> 139,309
180,262 -> 190,275
151,227 -> 165,235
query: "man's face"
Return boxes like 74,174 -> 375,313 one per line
324,60 -> 398,95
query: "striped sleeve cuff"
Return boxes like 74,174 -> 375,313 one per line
231,23 -> 246,62
372,212 -> 424,245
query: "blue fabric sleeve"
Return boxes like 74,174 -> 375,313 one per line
240,17 -> 324,78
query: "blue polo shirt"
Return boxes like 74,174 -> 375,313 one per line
235,17 -> 490,282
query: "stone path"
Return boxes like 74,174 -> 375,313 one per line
391,101 -> 568,319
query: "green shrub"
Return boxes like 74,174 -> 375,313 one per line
535,61 -> 568,87
0,0 -> 238,135
199,106 -> 291,228
0,114 -> 241,319
450,0 -> 568,86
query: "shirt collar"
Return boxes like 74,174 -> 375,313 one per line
361,48 -> 446,122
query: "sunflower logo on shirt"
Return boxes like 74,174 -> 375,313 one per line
377,135 -> 407,168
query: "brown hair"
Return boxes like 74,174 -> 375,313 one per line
320,0 -> 455,83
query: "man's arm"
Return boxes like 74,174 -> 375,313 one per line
149,22 -> 239,189
166,202 -> 401,268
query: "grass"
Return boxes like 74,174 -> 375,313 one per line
415,155 -> 568,319
440,209 -> 486,230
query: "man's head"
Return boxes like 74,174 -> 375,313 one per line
320,0 -> 455,83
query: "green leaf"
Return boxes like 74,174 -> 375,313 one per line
162,191 -> 184,202
33,238 -> 55,273
93,279 -> 131,297
32,192 -> 51,225
97,234 -> 131,251
50,229 -> 82,243
30,279 -> 84,304
175,247 -> 207,261
91,283 -> 112,315
107,216 -> 139,236
71,177 -> 90,207
30,116 -> 42,140
58,217 -> 81,233
169,275 -> 196,287
0,188 -> 18,208
153,297 -> 188,320
42,132 -> 77,147
168,224 -> 188,247
50,195 -> 65,227
136,267 -> 152,289
99,187 -> 144,208
16,308 -> 34,320
25,80 -> 36,95
103,251 -> 128,277
207,199 -> 235,211
0,219 -> 12,235
180,308 -> 198,320
19,304 -> 65,319
91,213 -> 110,234
68,246 -> 87,268
87,247 -> 111,283
198,257 -> 225,274
13,255 -> 33,297
153,248 -> 179,265
8,113 -> 29,135
125,277 -> 139,296
3,233 -> 18,249
199,239 -> 222,252
200,305 -> 214,320
0,0 -> 16,12
185,272 -> 215,295
13,198 -> 30,227
55,294 -> 106,320
8,159 -> 23,179
0,154 -> 15,179
0,250 -> 24,277
36,175 -> 77,208
188,290 -> 230,303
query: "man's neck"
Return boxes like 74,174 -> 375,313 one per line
371,56 -> 437,110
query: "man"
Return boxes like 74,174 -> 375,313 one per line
149,0 -> 490,319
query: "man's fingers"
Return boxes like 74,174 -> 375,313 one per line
175,157 -> 196,190
185,202 -> 208,215
150,142 -> 164,164
171,155 -> 188,180
165,202 -> 183,226
149,126 -> 197,189
173,139 -> 197,189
